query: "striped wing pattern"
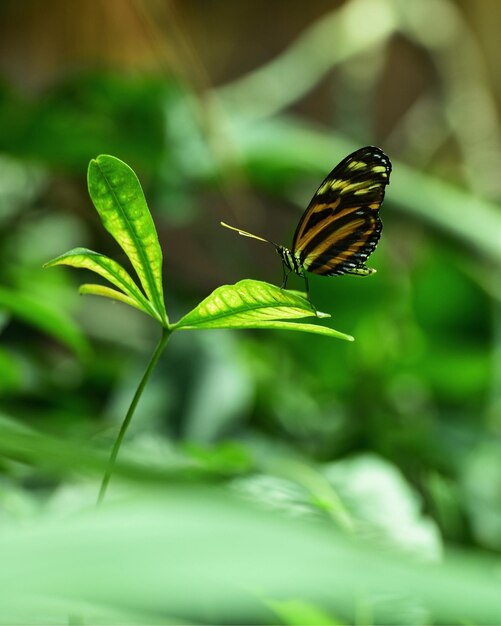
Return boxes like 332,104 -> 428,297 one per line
292,146 -> 391,276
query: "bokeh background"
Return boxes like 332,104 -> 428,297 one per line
2,0 -> 501,623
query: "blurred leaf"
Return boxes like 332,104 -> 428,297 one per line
0,156 -> 46,225
412,250 -> 490,340
218,0 -> 396,120
181,332 -> 254,442
266,598 -> 343,626
0,487 -> 501,624
426,471 -> 464,541
234,444 -> 354,532
11,213 -> 89,268
87,155 -> 167,324
44,248 -> 159,320
421,345 -> 489,401
461,442 -> 501,550
0,348 -> 22,394
0,479 -> 39,526
173,279 -> 353,341
233,473 -> 320,520
325,454 -> 442,561
0,74 -> 167,171
0,414 -> 217,485
183,441 -> 252,475
0,286 -> 88,358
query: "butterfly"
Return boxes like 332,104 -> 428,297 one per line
221,146 -> 391,300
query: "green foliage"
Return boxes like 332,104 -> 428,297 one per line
1,483 -> 501,625
44,154 -> 351,505
0,74 -> 167,170
0,285 -> 89,358
86,156 -> 168,325
173,279 -> 352,340
2,2 -> 501,622
44,248 -> 160,320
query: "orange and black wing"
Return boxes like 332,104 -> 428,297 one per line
292,146 -> 391,276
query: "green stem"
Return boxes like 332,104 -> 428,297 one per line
97,327 -> 171,506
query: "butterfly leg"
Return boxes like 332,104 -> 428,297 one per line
301,273 -> 317,312
302,272 -> 311,302
302,273 -> 309,298
280,262 -> 290,289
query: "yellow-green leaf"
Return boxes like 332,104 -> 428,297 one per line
44,248 -> 161,322
79,284 -> 148,313
87,155 -> 167,325
173,279 -> 353,341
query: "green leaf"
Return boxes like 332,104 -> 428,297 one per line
79,284 -> 149,313
325,455 -> 442,560
1,487 -> 501,624
173,279 -> 353,341
0,413 -> 209,483
0,286 -> 89,358
44,247 -> 161,321
266,598 -> 344,626
87,155 -> 167,324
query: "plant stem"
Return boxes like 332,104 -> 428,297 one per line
97,327 -> 171,506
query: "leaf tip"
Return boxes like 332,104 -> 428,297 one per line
42,258 -> 58,269
314,310 -> 331,319
88,154 -> 116,176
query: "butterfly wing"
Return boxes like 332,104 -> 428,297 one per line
291,146 -> 391,276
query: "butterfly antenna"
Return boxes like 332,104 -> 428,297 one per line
220,222 -> 278,247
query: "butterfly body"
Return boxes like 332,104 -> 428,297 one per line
276,246 -> 301,275
221,146 -> 391,299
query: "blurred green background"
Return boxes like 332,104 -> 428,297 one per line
2,0 -> 501,623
